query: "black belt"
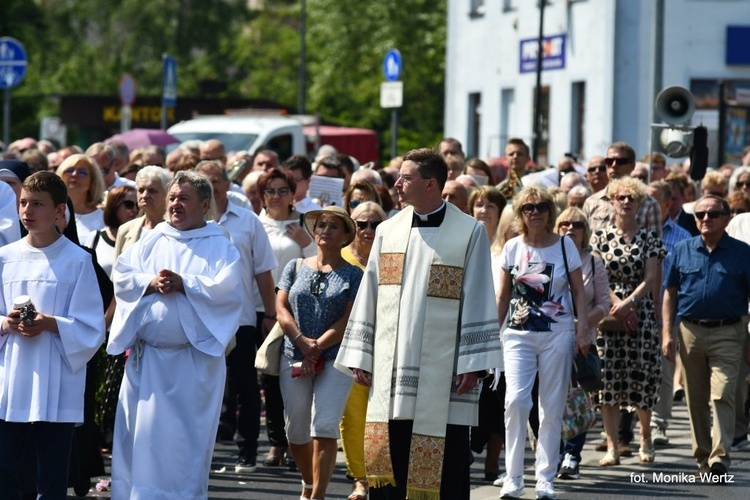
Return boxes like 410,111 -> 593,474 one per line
683,317 -> 741,328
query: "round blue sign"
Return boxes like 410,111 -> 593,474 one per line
0,37 -> 28,90
383,49 -> 402,82
119,73 -> 137,105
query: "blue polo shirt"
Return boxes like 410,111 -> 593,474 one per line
666,232 -> 750,320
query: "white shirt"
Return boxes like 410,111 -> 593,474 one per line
0,182 -> 19,247
75,208 -> 105,244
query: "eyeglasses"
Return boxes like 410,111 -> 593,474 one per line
604,157 -> 630,167
264,188 -> 291,197
694,210 -> 726,220
355,220 -> 381,231
349,200 -> 361,209
736,181 -> 750,189
634,175 -> 648,182
587,165 -> 606,174
119,200 -> 137,210
615,194 -> 636,203
63,167 -> 89,177
559,220 -> 585,230
521,202 -> 549,214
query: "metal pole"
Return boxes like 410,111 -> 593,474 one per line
2,89 -> 9,146
648,0 -> 664,184
391,108 -> 398,159
160,104 -> 167,131
532,0 -> 546,162
718,80 -> 726,165
298,0 -> 307,114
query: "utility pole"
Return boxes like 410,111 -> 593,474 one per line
298,0 -> 307,114
531,0 -> 546,162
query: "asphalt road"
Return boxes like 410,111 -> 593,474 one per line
69,396 -> 748,499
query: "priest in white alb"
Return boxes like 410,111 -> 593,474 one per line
108,170 -> 242,499
335,148 -> 502,500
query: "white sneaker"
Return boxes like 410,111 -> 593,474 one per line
535,478 -> 557,499
557,453 -> 580,480
493,472 -> 508,487
499,476 -> 525,499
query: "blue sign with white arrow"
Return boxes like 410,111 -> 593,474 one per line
162,55 -> 177,107
383,49 -> 402,82
0,37 -> 28,90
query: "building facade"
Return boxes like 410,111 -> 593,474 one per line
445,0 -> 750,166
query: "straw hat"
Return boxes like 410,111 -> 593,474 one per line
302,205 -> 357,247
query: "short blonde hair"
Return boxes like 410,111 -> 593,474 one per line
606,176 -> 646,201
493,204 -> 517,254
56,154 -> 106,209
555,207 -> 591,248
701,170 -> 728,196
512,186 -> 557,235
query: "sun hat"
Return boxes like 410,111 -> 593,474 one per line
302,205 -> 357,246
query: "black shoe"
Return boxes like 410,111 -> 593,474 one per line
709,462 -> 728,482
235,456 -> 257,473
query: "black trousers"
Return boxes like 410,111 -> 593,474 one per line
224,325 -> 261,459
369,420 -> 470,500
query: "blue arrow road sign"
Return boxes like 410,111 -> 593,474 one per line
0,37 -> 28,90
162,55 -> 177,107
383,49 -> 402,82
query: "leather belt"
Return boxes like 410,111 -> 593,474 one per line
683,317 -> 741,328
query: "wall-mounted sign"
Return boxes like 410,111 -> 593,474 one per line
519,34 -> 566,74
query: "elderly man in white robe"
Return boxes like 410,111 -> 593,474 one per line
108,170 -> 242,499
335,148 -> 502,500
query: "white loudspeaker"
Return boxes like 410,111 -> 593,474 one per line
659,128 -> 693,157
655,86 -> 695,125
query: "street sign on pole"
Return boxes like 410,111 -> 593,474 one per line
0,37 -> 27,90
383,49 -> 402,82
380,81 -> 403,109
0,37 -> 27,146
119,73 -> 137,106
161,55 -> 177,130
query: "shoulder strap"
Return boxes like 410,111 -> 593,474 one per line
560,236 -> 577,317
92,230 -> 102,250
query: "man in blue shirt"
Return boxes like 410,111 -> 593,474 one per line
662,194 -> 750,479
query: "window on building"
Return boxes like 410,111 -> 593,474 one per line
500,88 -> 516,150
470,0 -> 486,17
467,93 -> 482,157
503,0 -> 518,13
571,82 -> 586,159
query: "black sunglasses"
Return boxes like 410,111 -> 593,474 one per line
355,220 -> 381,231
694,210 -> 726,220
604,157 -> 630,167
521,202 -> 550,214
736,181 -> 750,189
615,194 -> 636,203
587,165 -> 606,174
559,220 -> 585,230
119,200 -> 137,210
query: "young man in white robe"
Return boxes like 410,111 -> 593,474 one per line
0,171 -> 105,497
108,170 -> 243,498
335,148 -> 502,500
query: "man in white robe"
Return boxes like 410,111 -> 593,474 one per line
0,171 -> 105,497
335,148 -> 502,500
108,170 -> 242,499
0,181 -> 20,247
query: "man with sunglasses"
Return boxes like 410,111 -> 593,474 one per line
662,194 -> 750,480
336,148 -> 501,500
583,142 -> 662,236
585,155 -> 608,194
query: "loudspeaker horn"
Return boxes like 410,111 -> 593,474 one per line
655,86 -> 695,126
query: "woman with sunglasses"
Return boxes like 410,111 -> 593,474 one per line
554,208 -> 611,480
56,154 -> 107,243
497,187 -> 588,499
342,180 -> 381,215
258,168 -> 316,468
277,206 -> 363,500
590,177 -> 664,467
84,186 -> 138,276
338,201 -> 386,500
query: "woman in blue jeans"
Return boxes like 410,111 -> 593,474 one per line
554,208 -> 611,479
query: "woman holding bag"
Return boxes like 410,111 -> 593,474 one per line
554,207 -> 611,480
497,187 -> 589,500
277,206 -> 363,500
590,177 -> 664,466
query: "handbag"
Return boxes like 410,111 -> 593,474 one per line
574,349 -> 602,393
561,384 -> 597,441
254,258 -> 303,376
598,315 -> 628,333
255,321 -> 284,375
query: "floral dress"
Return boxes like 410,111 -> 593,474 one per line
590,226 -> 665,410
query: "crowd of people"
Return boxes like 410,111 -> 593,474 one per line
1,134 -> 750,500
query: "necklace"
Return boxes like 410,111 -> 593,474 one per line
311,256 -> 343,296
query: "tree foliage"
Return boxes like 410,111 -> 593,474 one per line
1,0 -> 446,159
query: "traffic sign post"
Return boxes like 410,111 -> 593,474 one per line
161,54 -> 177,130
119,74 -> 137,133
0,37 -> 28,146
382,49 -> 403,159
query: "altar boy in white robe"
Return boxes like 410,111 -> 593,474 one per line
335,148 -> 502,500
108,170 -> 242,499
0,171 -> 105,497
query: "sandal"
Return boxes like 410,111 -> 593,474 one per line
264,446 -> 285,466
598,449 -> 620,466
348,479 -> 369,500
639,437 -> 655,463
301,480 -> 313,500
